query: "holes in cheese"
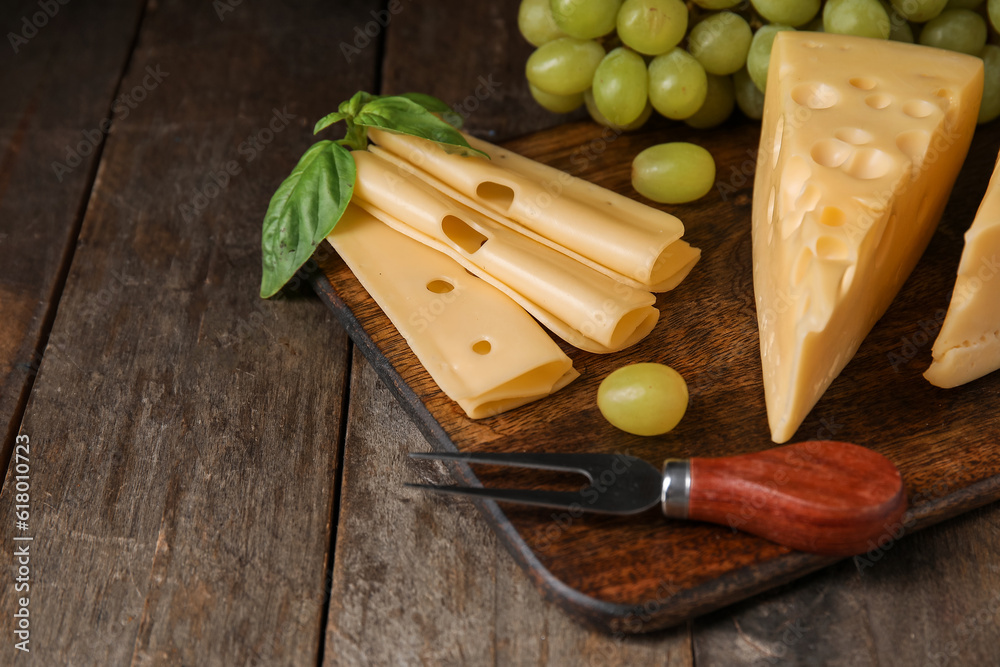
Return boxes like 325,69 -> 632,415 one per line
350,149 -> 659,354
926,151 -> 1000,388
327,204 -> 578,419
366,128 -> 699,292
752,31 -> 983,443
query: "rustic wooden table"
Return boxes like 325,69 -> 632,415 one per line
1,0 -> 999,664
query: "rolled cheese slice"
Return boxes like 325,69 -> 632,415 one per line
925,151 -> 1000,388
327,204 -> 578,418
351,150 -> 660,354
367,128 -> 699,291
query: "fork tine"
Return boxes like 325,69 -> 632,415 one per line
405,483 -> 639,514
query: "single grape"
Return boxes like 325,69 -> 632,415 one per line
526,38 -> 605,95
584,89 -> 653,130
529,83 -> 585,113
518,0 -> 566,46
991,0 -> 1000,31
685,74 -> 736,129
549,0 -> 621,39
747,25 -> 794,93
648,48 -> 709,119
824,0 -> 891,39
616,0 -> 688,56
751,0 -> 821,26
891,0 -> 947,21
918,9 -> 987,55
632,142 -> 716,204
881,2 -> 915,41
688,12 -> 753,76
733,66 -> 765,120
592,48 -> 649,127
597,363 -> 689,436
979,45 -> 1000,123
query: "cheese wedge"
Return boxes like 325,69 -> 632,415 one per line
752,32 -> 983,443
327,204 -> 578,418
925,151 -> 1000,388
350,150 -> 660,354
367,128 -> 699,292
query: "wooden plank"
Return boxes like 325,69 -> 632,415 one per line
312,96 -> 1000,630
0,0 -> 383,662
325,350 -> 694,666
0,0 -> 146,471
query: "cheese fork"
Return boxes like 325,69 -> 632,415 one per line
406,441 -> 907,557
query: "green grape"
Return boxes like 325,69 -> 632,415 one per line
824,0 -> 891,39
597,363 -> 689,436
751,0 -> 821,26
529,83 -> 585,113
980,45 -> 1000,124
685,74 -> 736,129
946,0 -> 983,8
616,0 -> 688,56
518,0 -> 566,46
585,89 -> 653,129
632,142 -> 716,204
549,0 -> 621,39
688,12 -> 753,76
526,38 -> 605,95
692,0 -> 742,7
991,0 -> 1000,31
592,47 -> 649,127
734,66 -> 765,119
747,25 -> 794,93
881,2 -> 915,41
918,9 -> 987,55
648,48 -> 709,119
891,0 -> 947,21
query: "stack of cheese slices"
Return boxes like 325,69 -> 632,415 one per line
327,130 -> 699,419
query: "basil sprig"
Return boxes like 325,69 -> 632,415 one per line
260,91 -> 485,298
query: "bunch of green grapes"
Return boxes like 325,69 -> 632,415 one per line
519,0 -> 1000,128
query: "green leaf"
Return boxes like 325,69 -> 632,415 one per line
260,141 -> 356,298
314,111 -> 347,135
398,92 -> 464,128
354,96 -> 488,158
339,91 -> 377,117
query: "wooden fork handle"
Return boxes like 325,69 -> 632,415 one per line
662,441 -> 907,556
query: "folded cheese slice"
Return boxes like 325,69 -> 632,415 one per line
925,151 -> 1000,388
753,32 -> 983,443
350,150 -> 660,354
367,128 -> 699,292
327,204 -> 578,418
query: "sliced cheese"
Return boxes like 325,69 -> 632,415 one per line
367,128 -> 699,291
925,151 -> 1000,388
327,204 -> 578,418
752,32 -> 983,443
350,149 -> 660,354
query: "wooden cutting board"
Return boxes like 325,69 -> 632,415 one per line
311,116 -> 1000,634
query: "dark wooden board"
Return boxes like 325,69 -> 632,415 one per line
314,112 -> 1000,633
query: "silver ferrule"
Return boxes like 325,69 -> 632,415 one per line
661,459 -> 691,519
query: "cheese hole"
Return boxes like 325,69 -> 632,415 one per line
802,40 -> 822,49
472,340 -> 492,355
842,148 -> 892,180
772,115 -> 784,169
819,206 -> 846,227
816,235 -> 850,261
426,279 -> 454,294
791,83 -> 839,109
442,215 -> 488,254
849,77 -> 876,90
865,93 -> 892,110
476,181 -> 515,212
903,100 -> 936,118
793,248 -> 813,286
839,265 -> 856,297
766,186 -> 776,225
811,138 -> 851,168
895,129 -> 930,161
835,128 -> 872,145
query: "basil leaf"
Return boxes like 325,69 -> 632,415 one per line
398,92 -> 464,128
354,96 -> 488,158
260,141 -> 356,298
339,91 -> 377,117
314,111 -> 347,135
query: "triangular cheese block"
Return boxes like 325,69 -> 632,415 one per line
925,151 -> 1000,388
752,32 -> 983,443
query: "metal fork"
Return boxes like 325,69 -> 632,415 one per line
406,441 -> 908,556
